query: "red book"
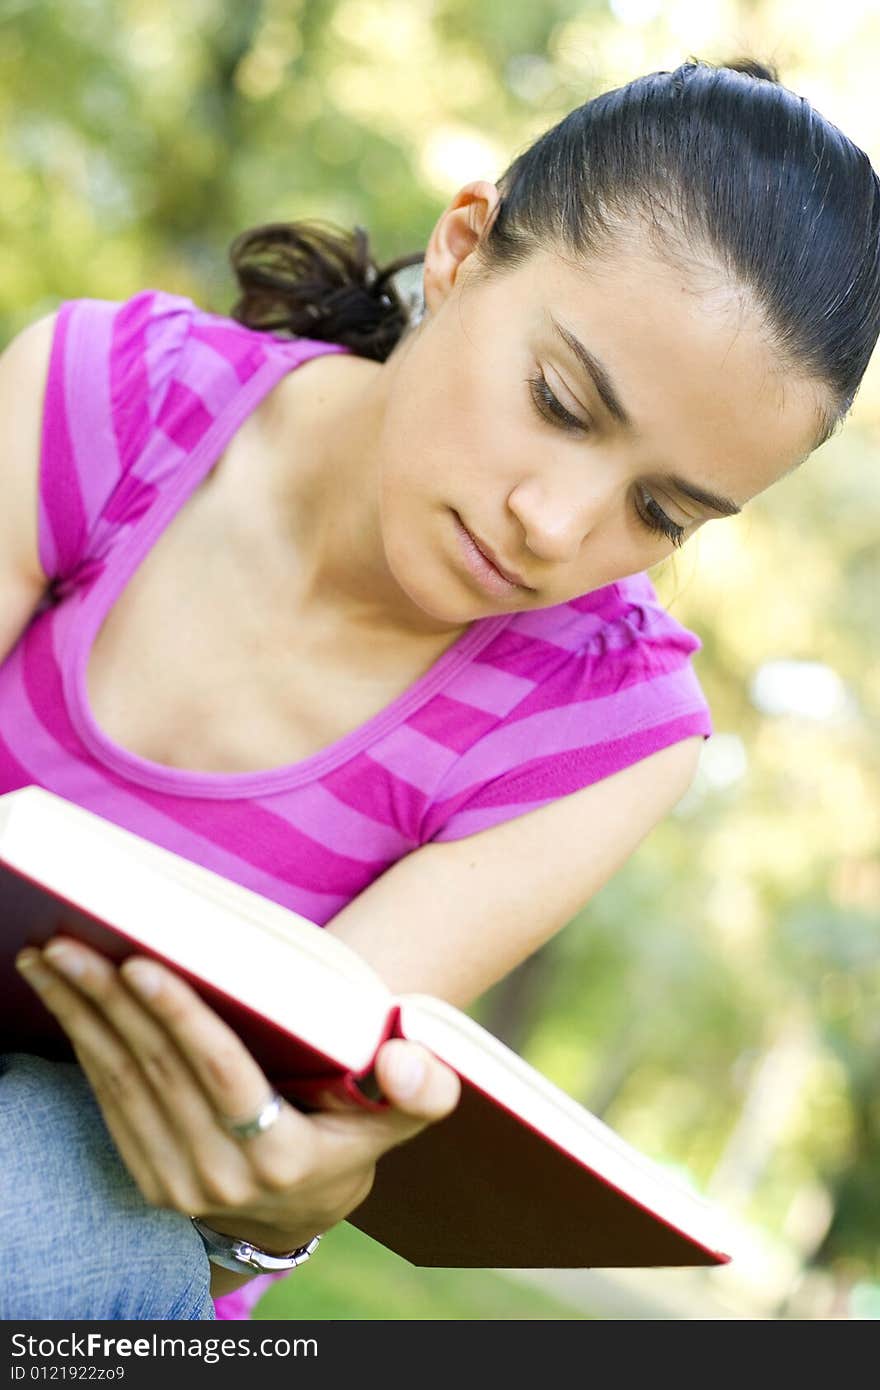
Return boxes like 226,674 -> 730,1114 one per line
1,786 -> 732,1269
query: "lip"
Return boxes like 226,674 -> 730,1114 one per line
452,512 -> 532,595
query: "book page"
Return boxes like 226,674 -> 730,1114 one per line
0,786 -> 391,1071
0,787 -> 382,989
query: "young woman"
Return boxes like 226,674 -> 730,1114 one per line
3,56 -> 879,1320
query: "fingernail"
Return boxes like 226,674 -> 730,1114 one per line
15,952 -> 53,989
387,1049 -> 426,1100
122,961 -> 162,998
44,942 -> 86,978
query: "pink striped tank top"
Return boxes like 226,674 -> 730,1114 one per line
0,290 -> 713,1317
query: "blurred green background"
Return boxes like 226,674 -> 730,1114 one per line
2,0 -> 878,1321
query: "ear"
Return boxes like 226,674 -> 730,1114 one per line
422,181 -> 501,313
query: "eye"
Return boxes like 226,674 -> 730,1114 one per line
527,371 -> 590,434
638,488 -> 685,548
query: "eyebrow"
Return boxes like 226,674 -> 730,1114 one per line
551,317 -> 634,428
665,475 -> 742,517
550,315 -> 742,518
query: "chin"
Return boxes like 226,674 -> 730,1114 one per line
402,584 -> 483,629
386,556 -> 487,630
384,512 -> 526,630
415,576 -> 528,627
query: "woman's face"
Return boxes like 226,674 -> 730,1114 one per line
372,188 -> 831,628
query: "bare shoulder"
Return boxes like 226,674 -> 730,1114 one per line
327,736 -> 704,1005
0,312 -> 58,656
0,310 -> 57,419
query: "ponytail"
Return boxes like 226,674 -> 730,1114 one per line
228,221 -> 424,361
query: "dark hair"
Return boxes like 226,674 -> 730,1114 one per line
227,222 -> 424,363
229,57 -> 880,436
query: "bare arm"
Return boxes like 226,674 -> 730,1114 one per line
326,735 -> 703,1007
0,313 -> 56,660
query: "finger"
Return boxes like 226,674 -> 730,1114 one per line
117,953 -> 293,1131
69,1037 -> 180,1210
15,948 -> 204,1211
312,1040 -> 461,1165
112,957 -> 403,1227
116,952 -> 329,1199
40,940 -> 233,1151
374,1040 -> 461,1123
39,940 -> 302,1205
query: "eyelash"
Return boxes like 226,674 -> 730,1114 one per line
528,370 -> 587,433
527,371 -> 686,549
640,492 -> 685,548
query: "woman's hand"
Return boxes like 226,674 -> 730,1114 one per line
14,937 -> 461,1263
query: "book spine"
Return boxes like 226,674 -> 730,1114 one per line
276,1005 -> 402,1113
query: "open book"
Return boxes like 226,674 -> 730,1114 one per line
1,785 -> 732,1270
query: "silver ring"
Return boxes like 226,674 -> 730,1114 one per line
222,1090 -> 283,1140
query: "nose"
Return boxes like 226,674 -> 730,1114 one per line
506,469 -> 612,564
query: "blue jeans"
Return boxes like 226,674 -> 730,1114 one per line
0,1053 -> 215,1320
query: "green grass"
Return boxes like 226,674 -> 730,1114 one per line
252,1222 -> 589,1320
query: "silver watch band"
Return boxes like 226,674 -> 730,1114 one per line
191,1217 -> 322,1274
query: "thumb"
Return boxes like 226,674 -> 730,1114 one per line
373,1038 -> 461,1124
311,1040 -> 460,1164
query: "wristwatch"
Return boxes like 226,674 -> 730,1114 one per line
191,1217 -> 322,1274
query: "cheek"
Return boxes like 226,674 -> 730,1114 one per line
378,496 -> 478,625
551,515 -> 676,599
392,324 -> 515,476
